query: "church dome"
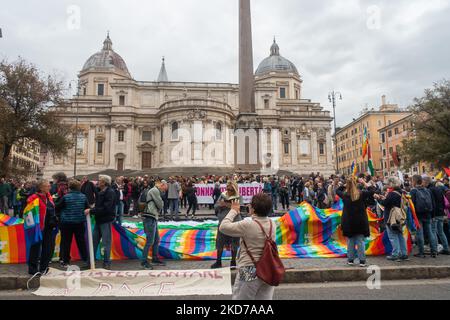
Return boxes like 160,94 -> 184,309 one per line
255,39 -> 299,77
81,33 -> 131,78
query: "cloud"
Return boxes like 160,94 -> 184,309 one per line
1,0 -> 449,127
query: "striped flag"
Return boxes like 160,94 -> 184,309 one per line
351,161 -> 358,177
367,144 -> 375,176
23,198 -> 42,247
362,127 -> 369,159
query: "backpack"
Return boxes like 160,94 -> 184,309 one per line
138,188 -> 150,212
388,191 -> 407,231
414,188 -> 433,214
444,192 -> 450,218
242,220 -> 285,287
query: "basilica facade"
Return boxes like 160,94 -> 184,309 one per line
44,34 -> 334,178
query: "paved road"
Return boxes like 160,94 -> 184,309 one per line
1,279 -> 449,300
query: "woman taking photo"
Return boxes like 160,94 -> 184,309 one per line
26,179 -> 58,275
336,177 -> 374,267
211,181 -> 242,270
220,193 -> 277,300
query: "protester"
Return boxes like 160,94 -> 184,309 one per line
337,177 -> 374,267
212,181 -> 242,269
167,177 -> 181,221
27,179 -> 57,275
81,176 -> 97,207
424,177 -> 449,255
185,181 -> 198,219
56,179 -> 90,268
410,175 -> 438,258
0,177 -> 12,214
86,175 -> 116,270
220,193 -> 277,300
279,177 -> 290,211
374,177 -> 409,262
112,177 -> 126,225
141,180 -> 167,270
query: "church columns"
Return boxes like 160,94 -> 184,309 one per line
291,130 -> 298,166
312,130 -> 319,166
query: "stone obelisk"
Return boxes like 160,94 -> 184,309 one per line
235,0 -> 262,172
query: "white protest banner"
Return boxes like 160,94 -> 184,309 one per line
34,267 -> 232,297
195,183 -> 263,204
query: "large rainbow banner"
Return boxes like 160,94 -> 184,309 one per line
0,201 -> 412,264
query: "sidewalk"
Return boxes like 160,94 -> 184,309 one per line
1,255 -> 449,291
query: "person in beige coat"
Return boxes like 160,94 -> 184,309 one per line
219,193 -> 276,300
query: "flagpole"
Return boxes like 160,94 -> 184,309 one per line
86,213 -> 96,270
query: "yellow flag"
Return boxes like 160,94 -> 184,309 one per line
435,171 -> 444,180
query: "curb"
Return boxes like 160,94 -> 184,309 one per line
1,266 -> 450,291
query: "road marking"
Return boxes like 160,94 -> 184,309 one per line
278,278 -> 450,290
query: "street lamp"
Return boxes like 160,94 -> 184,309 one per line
69,80 -> 81,178
329,91 -> 343,174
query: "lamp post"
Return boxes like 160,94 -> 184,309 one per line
329,91 -> 342,174
69,80 -> 81,178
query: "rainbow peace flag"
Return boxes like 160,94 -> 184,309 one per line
0,199 -> 416,264
22,198 -> 42,248
362,127 -> 369,159
351,161 -> 358,177
0,215 -> 23,227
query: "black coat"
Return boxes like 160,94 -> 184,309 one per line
429,185 -> 445,217
378,188 -> 403,223
90,186 -> 116,225
81,180 -> 97,205
337,187 -> 373,238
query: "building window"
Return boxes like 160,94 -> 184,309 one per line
388,130 -> 392,138
97,84 -> 105,96
171,122 -> 179,140
97,141 -> 103,154
295,89 -> 299,100
389,147 -> 393,154
160,127 -> 164,143
142,131 -> 152,141
118,130 -> 125,142
279,87 -> 286,99
83,87 -> 87,96
284,143 -> 290,155
215,122 -> 223,141
394,127 -> 399,135
119,95 -> 125,106
264,99 -> 269,109
319,143 -> 325,155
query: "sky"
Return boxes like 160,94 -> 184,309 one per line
1,0 -> 449,127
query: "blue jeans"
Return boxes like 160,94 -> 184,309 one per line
432,216 -> 449,252
347,235 -> 366,262
386,226 -> 408,258
93,222 -> 112,264
115,201 -> 124,225
416,218 -> 438,255
142,217 -> 160,263
169,199 -> 179,220
272,194 -> 278,211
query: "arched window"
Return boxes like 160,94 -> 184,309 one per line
215,122 -> 223,141
171,122 -> 179,140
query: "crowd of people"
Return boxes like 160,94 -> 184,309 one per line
1,170 -> 450,300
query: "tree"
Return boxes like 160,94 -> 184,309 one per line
402,80 -> 450,170
0,58 -> 72,178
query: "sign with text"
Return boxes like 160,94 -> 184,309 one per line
33,268 -> 232,297
195,183 -> 263,204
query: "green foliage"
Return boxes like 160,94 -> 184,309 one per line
0,58 -> 72,177
402,80 -> 450,169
